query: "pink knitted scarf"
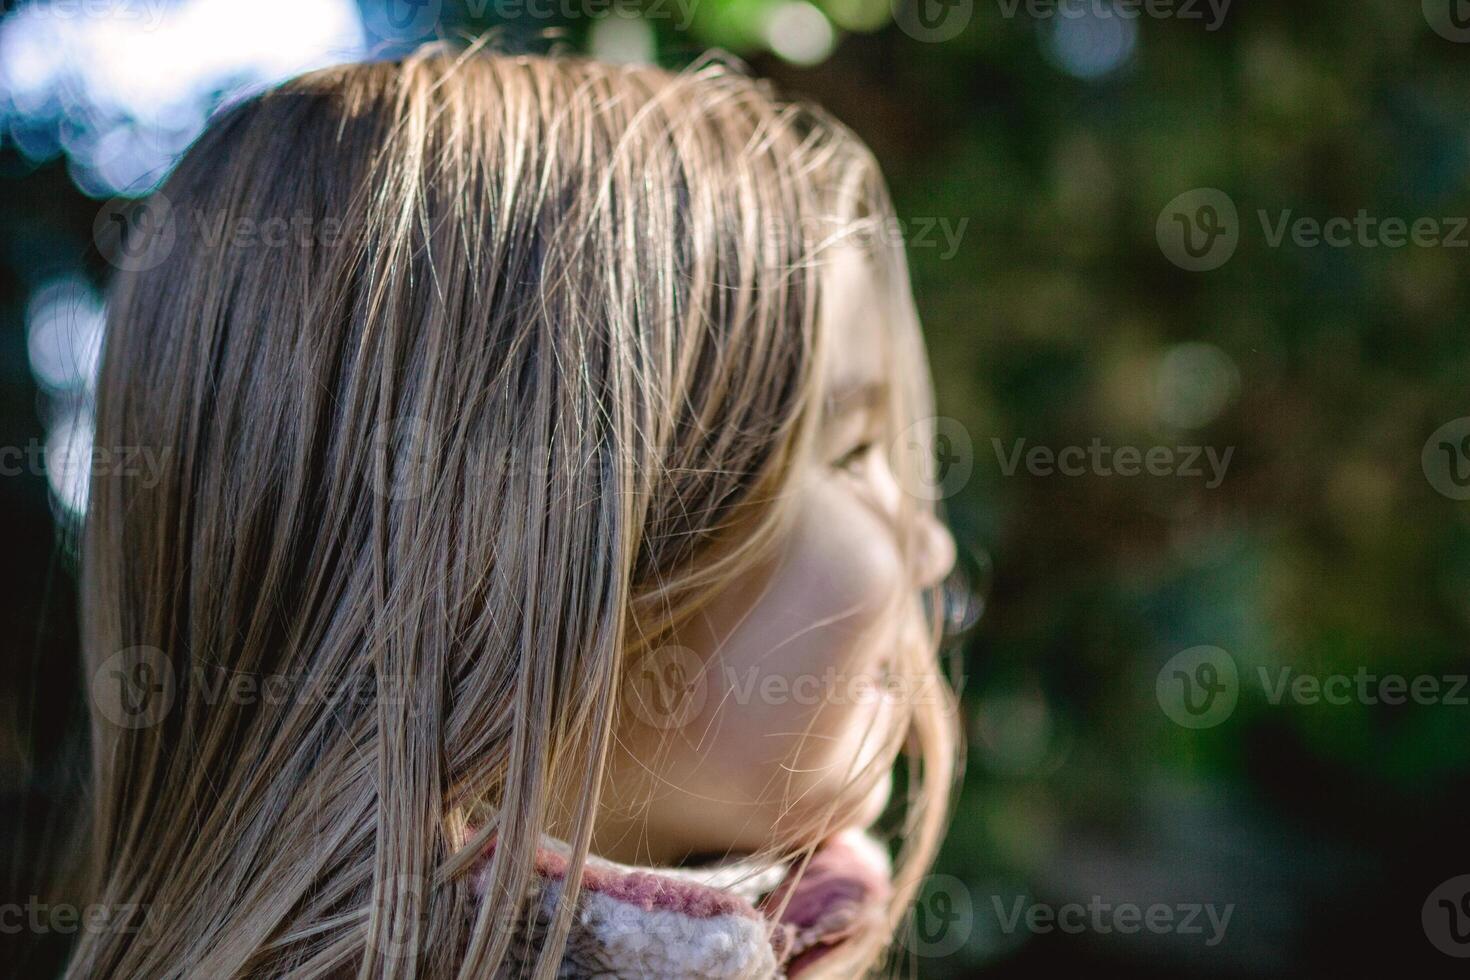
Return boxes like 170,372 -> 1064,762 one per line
470,828 -> 893,978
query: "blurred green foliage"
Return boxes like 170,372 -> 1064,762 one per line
3,0 -> 1468,975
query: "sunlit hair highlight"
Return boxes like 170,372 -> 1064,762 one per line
69,43 -> 959,979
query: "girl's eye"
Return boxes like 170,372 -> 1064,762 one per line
832,440 -> 877,473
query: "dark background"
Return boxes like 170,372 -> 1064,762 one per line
3,0 -> 1469,975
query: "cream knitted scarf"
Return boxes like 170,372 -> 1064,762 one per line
471,828 -> 893,979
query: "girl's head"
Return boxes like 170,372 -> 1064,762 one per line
74,45 -> 958,978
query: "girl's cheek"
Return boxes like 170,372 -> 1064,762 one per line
719,494 -> 905,750
657,476 -> 911,810
806,481 -> 910,642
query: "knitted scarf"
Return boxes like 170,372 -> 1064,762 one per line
471,828 -> 893,979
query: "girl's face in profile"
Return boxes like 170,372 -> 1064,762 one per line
598,246 -> 957,864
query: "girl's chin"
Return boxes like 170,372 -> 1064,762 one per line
784,769 -> 895,845
663,771 -> 893,867
850,769 -> 895,829
708,795 -> 892,860
793,769 -> 893,846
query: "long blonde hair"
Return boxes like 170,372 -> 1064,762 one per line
70,44 -> 958,979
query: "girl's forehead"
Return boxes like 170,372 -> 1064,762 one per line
821,245 -> 888,393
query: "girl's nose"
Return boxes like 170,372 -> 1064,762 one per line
912,509 -> 957,591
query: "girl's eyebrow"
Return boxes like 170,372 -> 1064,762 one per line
822,378 -> 890,421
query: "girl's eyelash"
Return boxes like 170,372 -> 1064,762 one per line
832,440 -> 877,472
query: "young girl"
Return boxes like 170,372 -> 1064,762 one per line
69,44 -> 961,979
